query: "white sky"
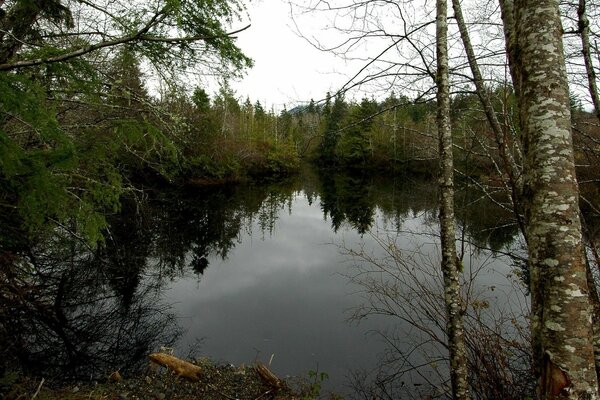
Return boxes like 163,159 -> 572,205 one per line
217,0 -> 595,112
230,0 -> 354,110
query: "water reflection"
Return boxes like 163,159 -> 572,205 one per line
0,232 -> 180,381
0,167 -> 520,392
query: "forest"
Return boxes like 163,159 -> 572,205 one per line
3,0 -> 600,399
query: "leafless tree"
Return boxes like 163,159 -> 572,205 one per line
343,230 -> 532,399
435,0 -> 469,398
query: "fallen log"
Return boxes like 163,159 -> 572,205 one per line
148,353 -> 203,382
254,362 -> 282,389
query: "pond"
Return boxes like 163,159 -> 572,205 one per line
1,166 -> 526,397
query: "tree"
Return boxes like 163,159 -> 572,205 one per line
0,0 -> 252,245
435,0 -> 469,398
278,107 -> 293,140
452,0 -> 524,234
0,0 -> 251,74
337,97 -> 377,166
513,0 -> 599,397
192,88 -> 211,114
213,80 -> 240,138
319,93 -> 346,165
577,0 -> 600,122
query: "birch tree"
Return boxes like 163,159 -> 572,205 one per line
513,0 -> 599,397
436,0 -> 470,398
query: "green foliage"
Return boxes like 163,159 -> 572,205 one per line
318,93 -> 346,165
265,141 -> 301,176
192,87 -> 211,113
301,369 -> 329,400
254,100 -> 266,119
187,154 -> 232,179
337,97 -> 377,166
0,0 -> 266,247
0,69 -> 128,245
161,0 -> 253,72
0,73 -> 73,231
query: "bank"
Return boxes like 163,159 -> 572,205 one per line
1,354 -> 328,400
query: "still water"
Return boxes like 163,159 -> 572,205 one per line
165,193 -> 391,391
4,168 -> 524,397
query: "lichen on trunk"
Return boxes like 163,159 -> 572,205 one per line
513,0 -> 600,398
435,0 -> 470,398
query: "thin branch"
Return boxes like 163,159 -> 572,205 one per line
0,25 -> 251,71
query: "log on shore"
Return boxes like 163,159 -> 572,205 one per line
148,353 -> 203,382
254,362 -> 282,389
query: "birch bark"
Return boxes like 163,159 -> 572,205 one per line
436,0 -> 470,398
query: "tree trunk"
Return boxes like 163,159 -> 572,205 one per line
585,252 -> 600,385
578,0 -> 600,123
436,0 -> 470,398
148,353 -> 203,381
452,0 -> 524,236
498,0 -> 521,99
513,0 -> 599,397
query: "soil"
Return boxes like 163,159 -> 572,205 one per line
1,357 -> 313,400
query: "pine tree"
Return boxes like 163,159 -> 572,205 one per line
319,93 -> 346,165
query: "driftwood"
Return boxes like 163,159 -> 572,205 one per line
148,353 -> 203,382
108,371 -> 122,382
254,362 -> 282,389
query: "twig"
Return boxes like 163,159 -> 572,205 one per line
254,389 -> 273,400
31,378 -> 45,399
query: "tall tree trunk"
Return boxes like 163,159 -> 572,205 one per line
585,251 -> 600,385
435,0 -> 470,398
498,0 -> 521,99
452,0 -> 524,236
578,0 -> 600,123
513,0 -> 599,397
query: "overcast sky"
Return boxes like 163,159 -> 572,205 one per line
230,0 -> 354,110
218,0 -> 596,113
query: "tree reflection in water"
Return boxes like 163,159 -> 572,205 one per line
0,232 -> 181,381
0,179 -> 303,381
0,168 -> 522,385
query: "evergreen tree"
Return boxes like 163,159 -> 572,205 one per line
192,87 -> 211,114
308,98 -> 316,114
319,93 -> 346,165
254,100 -> 266,120
337,97 -> 377,166
0,0 -> 253,246
279,107 -> 293,139
213,80 -> 241,138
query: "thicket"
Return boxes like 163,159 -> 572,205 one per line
4,45 -> 598,253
